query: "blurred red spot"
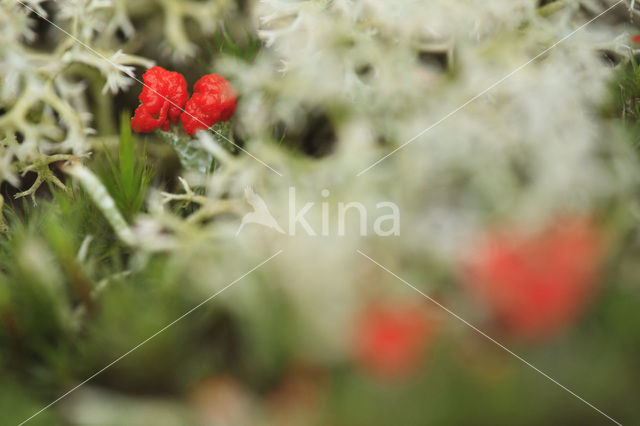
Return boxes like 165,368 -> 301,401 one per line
464,217 -> 604,339
353,303 -> 432,379
632,35 -> 640,43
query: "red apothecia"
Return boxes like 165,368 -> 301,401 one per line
181,74 -> 238,136
131,66 -> 189,133
131,67 -> 237,135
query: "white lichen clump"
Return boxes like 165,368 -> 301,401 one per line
217,0 -> 637,249
143,0 -> 639,358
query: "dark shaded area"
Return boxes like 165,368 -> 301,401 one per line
20,1 -> 58,51
418,50 -> 449,72
274,110 -> 337,158
600,49 -> 621,67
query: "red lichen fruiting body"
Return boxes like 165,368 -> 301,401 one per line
131,66 -> 188,133
181,74 -> 237,136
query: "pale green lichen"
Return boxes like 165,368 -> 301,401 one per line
158,121 -> 236,174
0,0 -> 153,199
62,161 -> 136,246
